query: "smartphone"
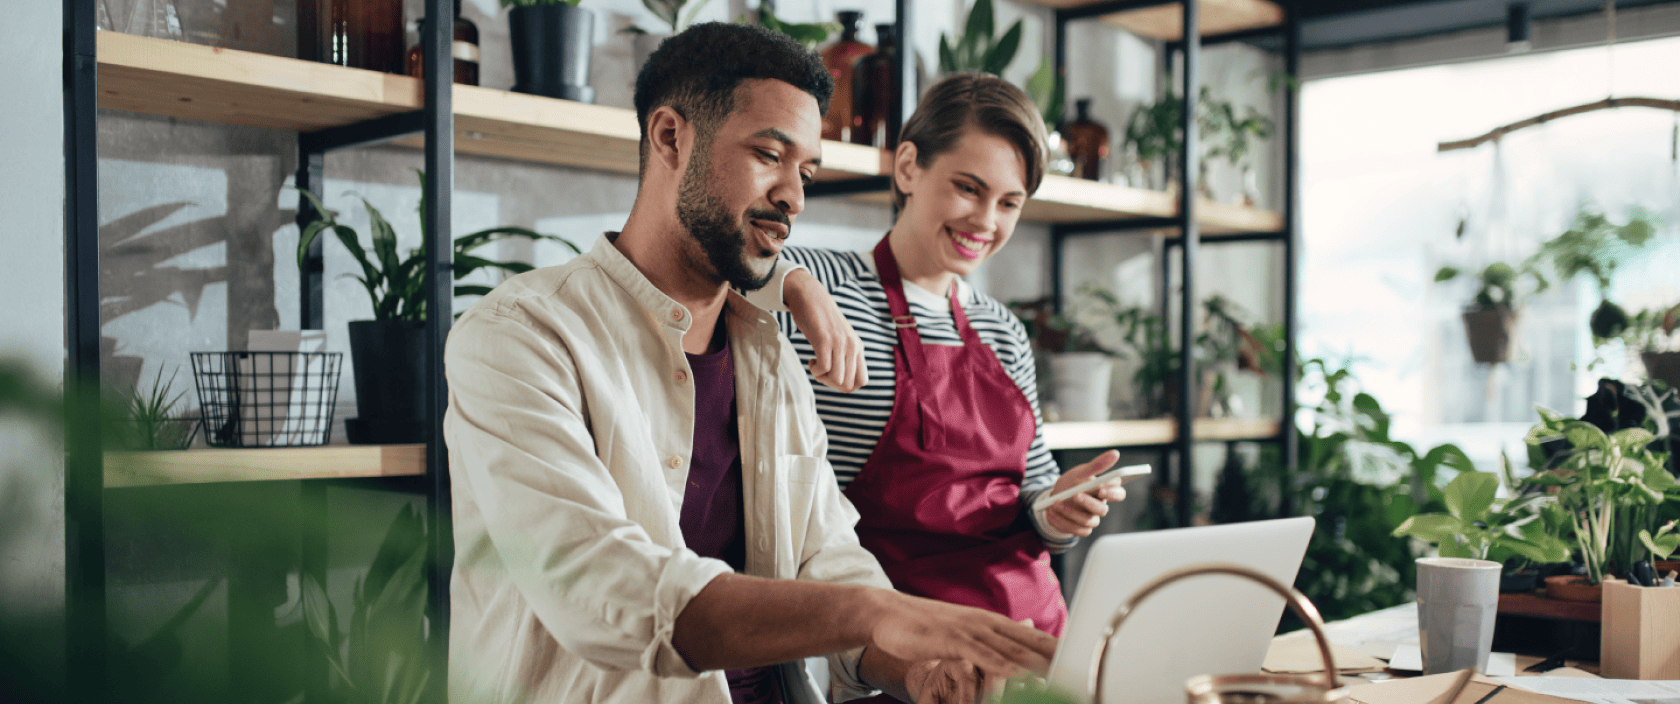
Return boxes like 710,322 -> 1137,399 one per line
1031,464 -> 1152,511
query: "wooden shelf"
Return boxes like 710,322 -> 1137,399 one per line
1043,417 -> 1279,450
105,444 -> 426,487
95,31 -> 1282,230
1021,0 -> 1284,41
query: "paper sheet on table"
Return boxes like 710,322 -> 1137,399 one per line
1388,643 -> 1516,676
1263,637 -> 1388,673
1349,671 -> 1587,704
1490,677 -> 1680,704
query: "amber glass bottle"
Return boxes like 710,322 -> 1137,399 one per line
821,11 -> 872,142
406,0 -> 480,85
321,0 -> 405,73
1063,98 -> 1110,181
850,23 -> 898,148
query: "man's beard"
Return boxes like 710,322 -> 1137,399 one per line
675,146 -> 786,293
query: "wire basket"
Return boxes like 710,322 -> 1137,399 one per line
190,352 -> 344,448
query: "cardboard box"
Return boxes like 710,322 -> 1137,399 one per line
1600,579 -> 1680,679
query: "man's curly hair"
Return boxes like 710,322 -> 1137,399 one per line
632,22 -> 834,175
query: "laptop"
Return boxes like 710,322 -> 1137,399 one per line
1045,516 -> 1317,704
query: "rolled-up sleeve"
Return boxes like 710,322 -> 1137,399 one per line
446,308 -> 731,678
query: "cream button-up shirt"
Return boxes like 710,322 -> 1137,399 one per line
445,236 -> 891,704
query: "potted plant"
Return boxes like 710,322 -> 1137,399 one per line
1624,303 -> 1680,389
1120,85 -> 1269,196
303,504 -> 432,704
622,0 -> 715,73
296,174 -> 581,443
1529,202 -> 1660,344
1433,261 -> 1548,364
1523,400 -> 1677,597
118,366 -> 199,451
1010,294 -> 1118,422
504,0 -> 596,103
1392,466 -> 1572,592
936,0 -> 1022,77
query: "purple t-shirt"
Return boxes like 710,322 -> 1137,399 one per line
681,332 -> 784,704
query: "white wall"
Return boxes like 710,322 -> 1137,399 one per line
0,0 -> 67,687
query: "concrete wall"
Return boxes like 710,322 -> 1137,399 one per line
0,0 -> 67,691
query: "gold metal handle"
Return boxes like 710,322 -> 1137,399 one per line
1087,563 -> 1342,703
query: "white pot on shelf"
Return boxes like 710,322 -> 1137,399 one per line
1049,352 -> 1113,423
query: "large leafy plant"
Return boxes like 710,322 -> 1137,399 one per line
304,504 -> 432,704
1528,202 -> 1660,342
296,173 -> 579,322
1524,402 -> 1676,585
1392,468 -> 1571,565
937,0 -> 1022,76
739,5 -> 838,49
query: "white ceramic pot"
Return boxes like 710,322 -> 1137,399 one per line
1050,352 -> 1113,422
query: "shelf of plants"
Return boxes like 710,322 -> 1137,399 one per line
104,444 -> 427,488
96,31 -> 1283,231
1041,417 -> 1278,450
1018,0 -> 1283,40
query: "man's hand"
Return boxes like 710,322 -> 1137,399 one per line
1046,450 -> 1126,537
864,591 -> 1056,681
784,268 -> 868,393
905,660 -> 997,704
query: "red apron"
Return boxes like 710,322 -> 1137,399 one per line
845,237 -> 1068,650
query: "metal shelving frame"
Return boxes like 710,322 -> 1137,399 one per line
62,0 -> 457,698
1047,0 -> 1300,527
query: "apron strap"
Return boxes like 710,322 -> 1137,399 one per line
871,235 -> 947,451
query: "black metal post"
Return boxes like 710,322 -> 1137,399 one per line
1050,226 -> 1066,314
1175,0 -> 1200,529
893,0 -> 915,132
63,0 -> 105,698
422,0 -> 455,698
297,149 -> 325,330
1279,7 -> 1301,516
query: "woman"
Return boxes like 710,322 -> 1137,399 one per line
765,73 -> 1128,647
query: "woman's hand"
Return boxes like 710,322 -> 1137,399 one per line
785,268 -> 868,393
1046,450 -> 1127,537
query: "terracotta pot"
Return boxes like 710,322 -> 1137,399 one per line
1643,351 -> 1680,390
1462,306 -> 1516,364
1543,575 -> 1603,602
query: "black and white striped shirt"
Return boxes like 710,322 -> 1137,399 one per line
770,246 -> 1074,551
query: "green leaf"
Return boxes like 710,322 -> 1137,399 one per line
1612,427 -> 1656,451
1393,513 -> 1463,545
1444,471 -> 1499,522
302,575 -> 334,645
938,35 -> 957,74
454,284 -> 495,298
296,219 -> 332,271
1564,421 -> 1610,451
1641,529 -> 1680,560
1435,266 -> 1462,283
331,225 -> 382,295
965,0 -> 994,49
362,198 -> 403,280
982,20 -> 1022,75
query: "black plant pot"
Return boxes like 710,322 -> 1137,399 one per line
346,319 -> 428,444
1499,568 -> 1538,593
508,4 -> 595,103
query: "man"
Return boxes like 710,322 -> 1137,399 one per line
444,22 -> 1056,704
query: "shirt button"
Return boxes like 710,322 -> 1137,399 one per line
668,455 -> 683,469
674,369 -> 688,384
669,307 -> 684,322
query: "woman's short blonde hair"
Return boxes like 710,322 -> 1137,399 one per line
892,72 -> 1050,209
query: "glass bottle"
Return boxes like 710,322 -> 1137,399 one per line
820,11 -> 872,142
319,0 -> 404,73
406,0 -> 480,86
1062,98 -> 1110,181
851,23 -> 899,149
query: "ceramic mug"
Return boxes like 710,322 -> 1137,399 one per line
1416,557 -> 1501,674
